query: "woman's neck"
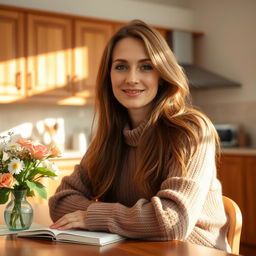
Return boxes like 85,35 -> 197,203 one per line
128,106 -> 151,128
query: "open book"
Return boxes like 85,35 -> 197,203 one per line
17,227 -> 125,246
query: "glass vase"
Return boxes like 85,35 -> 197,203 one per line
4,189 -> 33,231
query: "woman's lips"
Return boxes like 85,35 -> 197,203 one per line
122,89 -> 145,96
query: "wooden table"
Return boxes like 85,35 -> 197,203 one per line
0,235 -> 240,256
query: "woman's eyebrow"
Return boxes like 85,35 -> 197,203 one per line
112,58 -> 151,63
112,59 -> 128,63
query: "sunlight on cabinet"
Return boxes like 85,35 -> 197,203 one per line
73,21 -> 113,97
0,9 -> 25,100
27,14 -> 72,96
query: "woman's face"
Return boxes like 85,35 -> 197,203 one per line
110,37 -> 160,126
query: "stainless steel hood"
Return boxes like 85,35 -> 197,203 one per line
167,31 -> 240,89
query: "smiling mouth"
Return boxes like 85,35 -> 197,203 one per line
122,89 -> 145,95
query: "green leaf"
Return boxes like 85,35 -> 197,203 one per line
25,180 -> 47,199
0,188 -> 11,204
36,167 -> 57,177
26,189 -> 35,197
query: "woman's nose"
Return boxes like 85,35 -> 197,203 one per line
125,69 -> 139,85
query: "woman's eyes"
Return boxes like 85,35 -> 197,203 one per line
140,64 -> 153,70
114,64 -> 153,71
115,64 -> 127,70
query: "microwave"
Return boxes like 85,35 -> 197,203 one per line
214,124 -> 240,147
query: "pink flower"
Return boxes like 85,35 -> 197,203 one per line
30,144 -> 50,160
49,144 -> 61,157
17,139 -> 50,160
17,138 -> 33,148
0,173 -> 14,188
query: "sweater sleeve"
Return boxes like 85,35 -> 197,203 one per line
48,156 -> 94,222
85,124 -> 217,240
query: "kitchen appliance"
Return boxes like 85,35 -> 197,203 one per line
167,30 -> 240,88
72,132 -> 88,153
214,124 -> 240,147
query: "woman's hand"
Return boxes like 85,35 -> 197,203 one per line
50,210 -> 87,230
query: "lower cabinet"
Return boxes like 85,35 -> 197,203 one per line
218,153 -> 256,245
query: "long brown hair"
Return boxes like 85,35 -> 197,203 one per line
85,20 -> 219,199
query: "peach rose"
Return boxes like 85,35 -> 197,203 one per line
49,144 -> 61,157
30,144 -> 50,160
0,173 -> 14,188
17,139 -> 50,160
16,138 -> 33,148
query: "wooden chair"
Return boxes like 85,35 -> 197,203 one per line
222,196 -> 242,255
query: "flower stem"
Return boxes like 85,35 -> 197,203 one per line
9,191 -> 26,229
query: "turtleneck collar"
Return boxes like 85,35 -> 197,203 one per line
123,120 -> 147,147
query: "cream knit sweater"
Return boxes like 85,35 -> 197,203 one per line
49,120 -> 230,252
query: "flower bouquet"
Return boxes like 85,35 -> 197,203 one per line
0,132 -> 61,231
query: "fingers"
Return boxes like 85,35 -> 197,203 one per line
50,210 -> 87,230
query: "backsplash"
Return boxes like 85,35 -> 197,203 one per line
0,103 -> 94,151
191,97 -> 256,148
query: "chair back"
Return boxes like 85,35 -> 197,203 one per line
222,196 -> 242,255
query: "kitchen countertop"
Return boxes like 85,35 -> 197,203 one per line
221,147 -> 256,156
57,150 -> 84,159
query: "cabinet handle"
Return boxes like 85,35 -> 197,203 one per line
27,73 -> 32,90
66,74 -> 72,92
15,72 -> 21,90
73,75 -> 78,94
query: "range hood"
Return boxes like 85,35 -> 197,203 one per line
167,31 -> 240,88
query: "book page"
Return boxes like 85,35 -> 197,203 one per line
14,226 -> 124,245
17,227 -> 63,239
56,230 -> 124,245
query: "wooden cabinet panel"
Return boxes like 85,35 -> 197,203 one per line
27,14 -> 72,96
73,21 -> 113,100
243,156 -> 256,244
218,155 -> 245,209
218,154 -> 256,245
0,9 -> 25,101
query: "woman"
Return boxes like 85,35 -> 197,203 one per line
49,20 -> 230,252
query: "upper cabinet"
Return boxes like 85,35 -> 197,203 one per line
73,21 -> 113,100
27,14 -> 72,97
0,9 -> 25,102
0,5 -> 200,105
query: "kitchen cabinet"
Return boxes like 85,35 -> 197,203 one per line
73,20 -> 113,101
27,14 -> 72,97
0,8 -> 113,105
0,9 -> 26,102
218,153 -> 256,245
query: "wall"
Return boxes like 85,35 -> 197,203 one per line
0,0 -> 195,29
0,0 -> 195,149
189,0 -> 256,147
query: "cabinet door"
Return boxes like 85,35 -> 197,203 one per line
27,14 -> 72,96
0,9 -> 25,102
217,155 -> 246,241
243,156 -> 256,245
73,21 -> 113,101
218,155 -> 245,206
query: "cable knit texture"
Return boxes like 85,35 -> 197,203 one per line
48,120 -> 230,252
